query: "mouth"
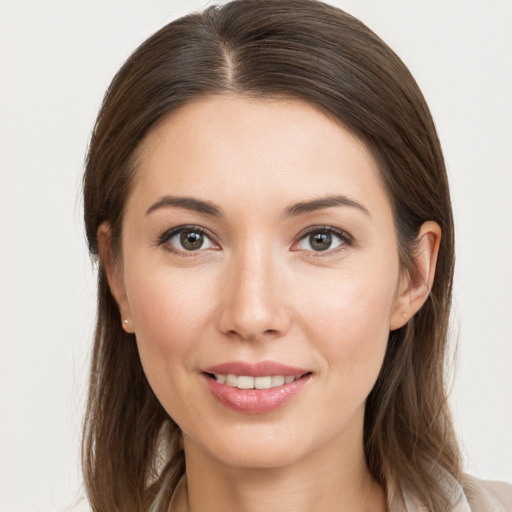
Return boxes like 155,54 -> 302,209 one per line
203,372 -> 311,390
201,361 -> 313,414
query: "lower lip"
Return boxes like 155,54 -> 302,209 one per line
203,374 -> 311,414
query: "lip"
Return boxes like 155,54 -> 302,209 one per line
202,360 -> 308,377
201,360 -> 312,414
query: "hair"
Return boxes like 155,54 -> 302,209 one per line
82,0 -> 462,510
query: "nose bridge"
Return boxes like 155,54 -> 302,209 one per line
217,237 -> 289,340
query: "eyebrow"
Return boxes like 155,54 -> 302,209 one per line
145,194 -> 370,219
282,195 -> 370,219
146,196 -> 224,217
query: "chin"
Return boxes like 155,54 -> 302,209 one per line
183,421 -> 331,471
212,443 -> 306,470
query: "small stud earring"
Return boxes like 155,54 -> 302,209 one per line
401,312 -> 408,320
122,319 -> 134,334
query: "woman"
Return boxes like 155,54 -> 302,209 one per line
82,0 -> 512,510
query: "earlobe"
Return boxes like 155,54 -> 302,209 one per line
390,221 -> 441,330
97,223 -> 135,333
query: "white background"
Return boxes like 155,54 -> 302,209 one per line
0,0 -> 510,510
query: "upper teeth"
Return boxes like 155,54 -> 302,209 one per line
215,374 -> 296,389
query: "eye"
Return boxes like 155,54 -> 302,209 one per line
294,227 -> 350,252
159,225 -> 218,253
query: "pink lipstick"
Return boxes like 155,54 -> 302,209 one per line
201,360 -> 312,414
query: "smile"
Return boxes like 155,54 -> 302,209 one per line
201,361 -> 312,414
211,374 -> 299,389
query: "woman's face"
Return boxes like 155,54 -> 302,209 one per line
106,95 -> 411,469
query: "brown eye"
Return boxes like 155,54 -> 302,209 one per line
180,231 -> 205,251
296,228 -> 347,252
309,232 -> 332,251
160,226 -> 217,253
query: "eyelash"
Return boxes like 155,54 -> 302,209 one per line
293,225 -> 353,256
157,224 -> 353,256
158,225 -> 218,256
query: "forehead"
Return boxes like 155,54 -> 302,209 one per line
129,94 -> 391,220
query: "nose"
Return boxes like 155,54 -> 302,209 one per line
215,244 -> 291,341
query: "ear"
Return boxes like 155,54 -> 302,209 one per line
97,222 -> 135,333
390,221 -> 441,330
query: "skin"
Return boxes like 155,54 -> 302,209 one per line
99,95 -> 440,512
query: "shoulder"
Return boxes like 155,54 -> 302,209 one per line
396,470 -> 512,512
461,474 -> 512,512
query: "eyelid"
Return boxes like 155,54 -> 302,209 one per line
156,224 -> 352,255
292,225 -> 353,253
157,224 -> 220,254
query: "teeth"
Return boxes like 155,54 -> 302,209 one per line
226,374 -> 238,387
255,376 -> 271,389
214,374 -> 300,389
271,375 -> 285,386
237,375 -> 254,389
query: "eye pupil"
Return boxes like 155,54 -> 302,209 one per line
180,231 -> 203,250
310,232 -> 332,251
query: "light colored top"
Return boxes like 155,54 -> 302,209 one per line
395,472 -> 512,511
152,469 -> 512,511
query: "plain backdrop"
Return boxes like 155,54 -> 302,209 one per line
1,0 -> 511,510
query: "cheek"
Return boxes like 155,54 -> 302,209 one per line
124,267 -> 217,387
298,267 -> 397,384
128,265 -> 213,334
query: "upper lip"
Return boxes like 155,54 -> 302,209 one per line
202,360 -> 310,377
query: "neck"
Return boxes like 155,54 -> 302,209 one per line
172,429 -> 387,512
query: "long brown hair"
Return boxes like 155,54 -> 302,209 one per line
82,1 -> 461,510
